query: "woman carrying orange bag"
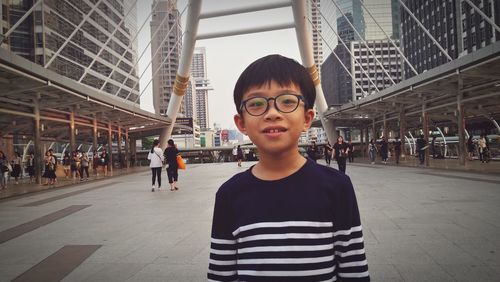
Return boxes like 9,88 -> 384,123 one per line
164,139 -> 181,191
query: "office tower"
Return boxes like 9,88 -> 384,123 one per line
1,0 -> 141,103
321,0 -> 401,105
400,0 -> 500,79
151,0 -> 183,115
191,47 -> 212,130
308,0 -> 323,73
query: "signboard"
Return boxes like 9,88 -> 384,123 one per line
174,118 -> 193,134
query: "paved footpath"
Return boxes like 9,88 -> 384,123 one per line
0,161 -> 499,281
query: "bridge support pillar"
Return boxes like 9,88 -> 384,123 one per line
399,107 -> 406,157
92,116 -> 98,152
422,103 -> 429,167
107,123 -> 113,173
69,111 -> 76,152
457,78 -> 466,166
33,96 -> 42,184
124,129 -> 129,169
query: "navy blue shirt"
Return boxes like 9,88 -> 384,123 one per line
208,159 -> 369,281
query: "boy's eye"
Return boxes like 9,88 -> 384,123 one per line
246,98 -> 266,108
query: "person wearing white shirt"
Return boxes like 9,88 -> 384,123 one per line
147,139 -> 164,192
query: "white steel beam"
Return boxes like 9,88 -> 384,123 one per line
160,0 -> 203,148
199,0 -> 291,19
45,0 -> 105,68
292,0 -> 337,144
326,0 -> 396,85
398,0 -> 453,61
197,22 -> 295,40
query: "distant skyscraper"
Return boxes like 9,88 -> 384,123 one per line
400,0 -> 500,79
191,47 -> 212,130
151,0 -> 183,116
308,0 -> 323,72
1,0 -> 141,103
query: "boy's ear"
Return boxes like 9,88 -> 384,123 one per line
234,114 -> 247,135
302,108 -> 315,132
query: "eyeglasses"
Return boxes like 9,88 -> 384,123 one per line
240,93 -> 306,116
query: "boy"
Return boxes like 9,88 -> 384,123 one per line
208,55 -> 369,281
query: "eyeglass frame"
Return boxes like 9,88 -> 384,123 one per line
239,93 -> 308,117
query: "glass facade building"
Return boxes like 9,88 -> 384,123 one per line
1,0 -> 141,103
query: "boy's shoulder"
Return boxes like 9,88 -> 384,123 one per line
217,169 -> 251,196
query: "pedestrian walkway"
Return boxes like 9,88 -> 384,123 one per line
0,161 -> 499,281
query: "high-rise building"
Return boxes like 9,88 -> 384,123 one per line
1,0 -> 141,103
151,0 -> 182,115
307,0 -> 323,72
400,0 -> 500,79
191,47 -> 212,130
321,0 -> 401,105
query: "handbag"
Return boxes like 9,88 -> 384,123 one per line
176,155 -> 186,170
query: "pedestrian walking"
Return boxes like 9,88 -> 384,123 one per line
99,149 -> 109,176
164,139 -> 180,191
26,152 -> 35,183
393,136 -> 402,164
236,145 -> 244,167
0,150 -> 8,190
347,139 -> 355,163
324,142 -> 332,166
368,139 -> 377,164
416,134 -> 427,165
42,150 -> 57,185
80,152 -> 90,181
70,151 -> 79,181
11,152 -> 22,184
478,134 -> 488,163
466,135 -> 475,161
62,151 -> 71,178
307,141 -> 319,162
379,137 -> 388,164
332,136 -> 349,173
147,139 -> 164,192
232,146 -> 238,162
92,150 -> 99,176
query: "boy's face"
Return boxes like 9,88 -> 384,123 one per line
234,80 -> 314,156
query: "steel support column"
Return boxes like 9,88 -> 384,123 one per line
383,114 -> 388,139
130,137 -> 136,167
124,129 -> 129,169
107,123 -> 113,173
92,117 -> 98,152
422,103 -> 429,167
399,107 -> 406,157
372,119 -> 376,141
33,96 -> 42,184
457,77 -> 466,166
160,0 -> 203,147
69,112 -> 76,152
360,127 -> 365,158
117,126 -> 122,169
292,0 -> 336,144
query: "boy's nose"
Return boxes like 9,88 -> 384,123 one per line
263,100 -> 282,120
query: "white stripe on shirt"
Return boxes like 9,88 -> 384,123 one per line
211,238 -> 237,244
333,237 -> 364,247
209,259 -> 237,266
207,269 -> 237,277
335,248 -> 366,258
238,232 -> 334,243
210,248 -> 237,255
238,255 -> 334,265
339,270 -> 370,278
233,221 -> 333,236
333,225 -> 362,237
338,259 -> 368,268
238,266 -> 336,277
239,244 -> 334,254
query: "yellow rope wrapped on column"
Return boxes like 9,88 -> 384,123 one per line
173,74 -> 190,96
306,65 -> 320,86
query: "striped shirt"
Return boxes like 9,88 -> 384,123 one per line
208,159 -> 369,281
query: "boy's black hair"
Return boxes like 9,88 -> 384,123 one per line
233,54 -> 316,115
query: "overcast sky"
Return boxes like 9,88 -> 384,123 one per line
136,0 -> 303,129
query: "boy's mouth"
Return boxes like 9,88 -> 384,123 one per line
262,127 -> 287,134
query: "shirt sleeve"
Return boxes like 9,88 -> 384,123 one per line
208,190 -> 238,281
333,176 -> 370,281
